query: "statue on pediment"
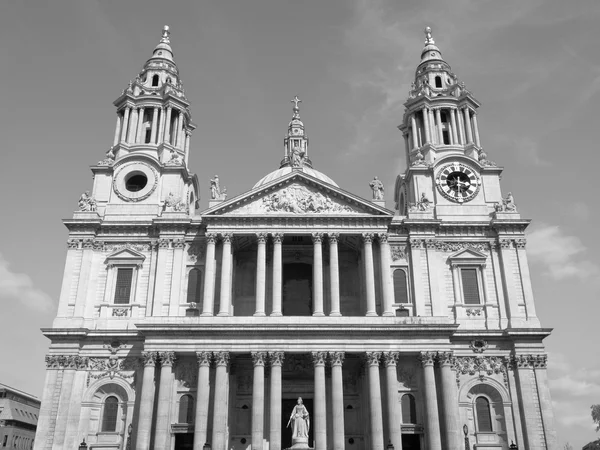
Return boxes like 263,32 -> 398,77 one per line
78,191 -> 97,212
369,176 -> 385,200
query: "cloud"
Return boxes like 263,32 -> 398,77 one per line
0,253 -> 55,312
526,224 -> 600,281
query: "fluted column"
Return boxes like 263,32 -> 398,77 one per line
218,233 -> 233,316
362,233 -> 377,316
150,107 -> 159,143
201,233 -> 217,316
366,352 -> 384,450
463,107 -> 473,144
456,108 -> 465,144
157,106 -> 166,144
410,114 -> 419,149
312,233 -> 324,316
329,352 -> 345,450
384,352 -> 402,450
164,106 -> 173,144
255,233 -> 267,316
212,352 -> 230,450
127,107 -> 138,144
472,113 -> 481,147
184,131 -> 191,165
252,352 -> 267,450
328,233 -> 341,316
429,109 -> 436,145
419,352 -> 442,450
154,352 -> 176,450
435,108 -> 443,144
193,352 -> 212,450
450,108 -> 458,144
312,352 -> 327,450
269,352 -> 284,450
378,233 -> 394,316
136,106 -> 145,144
271,233 -> 283,316
422,107 -> 431,144
113,114 -> 121,146
136,352 -> 158,450
172,112 -> 179,146
438,352 -> 460,450
120,107 -> 130,143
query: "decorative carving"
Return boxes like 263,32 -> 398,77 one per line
409,238 -> 424,249
45,355 -> 62,369
88,356 -> 137,381
251,351 -> 267,366
514,239 -> 526,249
329,352 -> 345,367
158,238 -> 171,249
390,245 -> 407,261
283,354 -> 311,377
511,354 -> 535,369
418,351 -> 435,366
311,233 -> 323,244
103,242 -> 150,252
78,191 -> 97,212
409,192 -> 433,212
82,239 -> 95,250
142,352 -> 157,367
269,351 -> 285,366
175,360 -> 198,388
437,352 -> 455,367
494,192 -> 517,213
256,232 -> 268,244
221,233 -> 233,244
365,352 -> 381,366
165,150 -> 183,166
272,233 -> 284,244
172,238 -> 186,249
159,352 -> 176,367
213,351 -> 230,366
436,242 -> 489,253
466,308 -> 483,317
425,239 -> 437,250
411,149 -> 426,167
499,239 -> 513,249
397,367 -> 416,387
533,354 -> 547,368
369,176 -> 385,200
362,233 -> 374,245
112,308 -> 129,317
455,355 -> 508,385
470,340 -> 488,353
383,352 -> 399,367
210,175 -> 227,200
164,192 -> 188,213
290,144 -> 306,168
205,233 -> 218,245
478,148 -> 496,167
187,242 -> 205,262
253,184 -> 357,215
311,351 -> 327,366
67,239 -> 81,249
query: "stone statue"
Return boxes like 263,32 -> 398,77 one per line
417,192 -> 431,211
287,397 -> 310,445
210,175 -> 221,200
78,191 -> 97,212
369,176 -> 384,200
494,192 -> 517,213
164,192 -> 187,212
290,145 -> 305,168
166,150 -> 183,166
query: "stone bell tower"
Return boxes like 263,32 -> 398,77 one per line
89,25 -> 199,219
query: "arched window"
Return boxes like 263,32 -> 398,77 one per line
475,396 -> 493,432
179,394 -> 194,424
152,74 -> 159,86
187,269 -> 202,303
435,76 -> 442,88
393,269 -> 409,303
101,396 -> 119,432
401,394 -> 417,423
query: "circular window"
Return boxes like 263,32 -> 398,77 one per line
126,174 -> 148,192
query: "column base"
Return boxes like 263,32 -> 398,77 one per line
254,312 -> 266,317
312,312 -> 325,317
366,311 -> 378,317
200,312 -> 213,317
329,312 -> 342,317
270,312 -> 283,317
382,311 -> 395,317
216,312 -> 230,317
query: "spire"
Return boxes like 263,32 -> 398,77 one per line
281,96 -> 312,169
420,26 -> 444,65
150,25 -> 175,63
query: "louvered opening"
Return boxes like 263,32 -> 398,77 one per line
461,268 -> 481,305
393,269 -> 410,303
114,268 -> 133,304
476,397 -> 493,432
101,396 -> 119,432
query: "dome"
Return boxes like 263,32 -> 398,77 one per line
253,167 -> 338,189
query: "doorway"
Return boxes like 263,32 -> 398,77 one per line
401,434 -> 421,450
282,263 -> 312,316
281,398 -> 314,449
174,433 -> 194,450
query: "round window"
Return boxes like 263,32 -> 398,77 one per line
125,174 -> 148,192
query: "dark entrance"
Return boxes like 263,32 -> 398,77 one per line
282,263 -> 312,316
281,398 -> 314,449
401,434 -> 421,450
174,433 -> 194,450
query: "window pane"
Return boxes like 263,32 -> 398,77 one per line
393,269 -> 409,303
461,268 -> 480,305
101,396 -> 119,432
186,269 -> 202,303
179,395 -> 194,424
114,268 -> 133,304
401,394 -> 416,424
476,397 -> 492,432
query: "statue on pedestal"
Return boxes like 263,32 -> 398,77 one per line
369,176 -> 385,200
287,397 -> 310,448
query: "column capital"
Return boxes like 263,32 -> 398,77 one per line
311,232 -> 324,244
272,232 -> 284,243
256,232 -> 268,243
159,351 -> 176,367
514,238 -> 527,249
499,238 -> 513,249
213,351 -> 230,367
196,351 -> 212,367
418,351 -> 435,367
251,351 -> 268,366
383,352 -> 399,367
436,351 -> 455,367
312,351 -> 327,366
362,233 -> 375,244
220,232 -> 234,244
329,351 -> 345,367
365,351 -> 381,366
269,351 -> 285,366
205,233 -> 218,244
142,351 -> 158,367
378,233 -> 389,244
409,238 -> 424,249
328,233 -> 340,244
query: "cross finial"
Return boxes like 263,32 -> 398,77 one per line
424,26 -> 434,45
291,95 -> 302,111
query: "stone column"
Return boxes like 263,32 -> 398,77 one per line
212,352 -> 230,450
419,352 -> 442,450
172,112 -> 179,146
378,233 -> 394,316
251,352 -> 267,450
113,114 -> 121,146
164,106 -> 173,144
136,106 -> 145,144
218,233 -> 233,316
506,360 -> 526,449
429,109 -> 436,145
455,109 -> 465,144
513,355 -> 546,450
328,233 -> 341,316
450,264 -> 461,320
383,352 -> 402,450
271,233 -> 283,316
362,233 -> 377,316
255,233 -> 267,316
34,357 -> 59,450
438,352 -> 460,450
312,233 -> 325,316
435,108 -> 444,144
533,355 -> 558,450
449,108 -> 458,145
472,113 -> 481,147
184,131 -> 191,165
178,113 -> 185,149
422,107 -> 431,144
498,239 -> 525,326
410,114 -> 419,149
269,352 -> 284,450
150,107 -> 159,143
201,233 -> 217,316
154,352 -> 175,450
329,352 -> 345,450
312,352 -> 327,450
193,352 -> 212,450
157,106 -> 166,144
463,107 -> 473,144
52,356 -> 77,450
136,352 -> 158,450
120,107 -> 130,143
515,239 -> 539,324
128,107 -> 138,144
365,352 -> 384,450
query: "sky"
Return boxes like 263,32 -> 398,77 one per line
0,0 -> 599,447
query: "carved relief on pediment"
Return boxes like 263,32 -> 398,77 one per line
225,184 -> 362,215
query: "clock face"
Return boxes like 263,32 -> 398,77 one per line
436,163 -> 481,203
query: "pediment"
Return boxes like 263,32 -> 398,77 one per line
105,247 -> 146,265
203,171 -> 393,217
447,247 -> 487,265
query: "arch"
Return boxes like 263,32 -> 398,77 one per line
401,393 -> 417,424
458,376 -> 510,404
393,269 -> 409,303
101,396 -> 119,432
435,76 -> 442,88
178,394 -> 194,424
152,74 -> 159,86
187,268 -> 202,303
83,377 -> 134,403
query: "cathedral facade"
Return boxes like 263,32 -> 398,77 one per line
34,26 -> 557,450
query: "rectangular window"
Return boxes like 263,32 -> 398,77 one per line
461,268 -> 481,305
114,268 -> 133,304
3,435 -> 7,447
